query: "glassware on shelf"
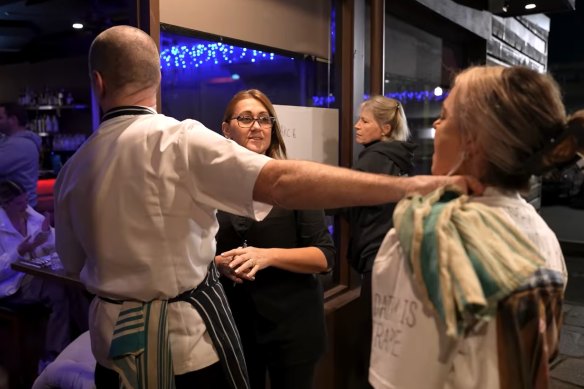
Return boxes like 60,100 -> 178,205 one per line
52,133 -> 87,151
19,87 -> 78,108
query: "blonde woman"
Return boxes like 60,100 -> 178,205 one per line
345,96 -> 416,387
370,66 -> 577,389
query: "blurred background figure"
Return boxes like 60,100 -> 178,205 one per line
215,89 -> 335,389
0,180 -> 87,373
0,103 -> 40,207
345,95 -> 415,388
369,65 -> 577,389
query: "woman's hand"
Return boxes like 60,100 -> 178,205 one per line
41,212 -> 51,232
17,214 -> 51,256
17,233 -> 48,256
220,246 -> 272,279
214,253 -> 255,284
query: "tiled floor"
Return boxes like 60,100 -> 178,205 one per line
541,206 -> 584,387
552,304 -> 584,388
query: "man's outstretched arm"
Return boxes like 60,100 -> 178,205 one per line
253,159 -> 481,209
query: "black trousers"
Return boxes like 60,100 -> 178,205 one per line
246,357 -> 317,389
350,271 -> 374,389
267,362 -> 317,389
95,361 -> 231,389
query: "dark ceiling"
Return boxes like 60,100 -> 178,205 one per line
452,0 -> 576,16
0,0 -> 130,64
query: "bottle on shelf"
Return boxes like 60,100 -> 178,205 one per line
57,89 -> 65,106
51,152 -> 63,175
20,87 -> 77,108
45,115 -> 53,133
51,115 -> 59,132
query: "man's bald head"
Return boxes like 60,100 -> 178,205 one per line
89,25 -> 161,96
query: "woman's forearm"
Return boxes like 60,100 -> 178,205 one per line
265,247 -> 329,273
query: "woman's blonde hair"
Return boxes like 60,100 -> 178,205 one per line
451,65 -> 583,190
361,95 -> 410,142
222,89 -> 287,159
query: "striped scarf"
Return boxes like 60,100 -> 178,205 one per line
393,186 -> 545,339
108,300 -> 174,389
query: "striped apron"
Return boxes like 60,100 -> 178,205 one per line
104,262 -> 250,389
171,262 -> 250,389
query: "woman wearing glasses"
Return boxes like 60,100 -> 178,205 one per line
214,89 -> 335,389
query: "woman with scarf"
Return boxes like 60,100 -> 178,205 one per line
369,66 -> 578,389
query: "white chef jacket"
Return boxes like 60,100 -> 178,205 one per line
54,108 -> 272,374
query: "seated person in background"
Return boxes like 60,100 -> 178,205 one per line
369,65 -> 575,389
0,103 -> 41,207
215,89 -> 335,389
0,180 -> 88,372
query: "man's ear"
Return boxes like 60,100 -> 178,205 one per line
91,70 -> 105,99
221,122 -> 231,139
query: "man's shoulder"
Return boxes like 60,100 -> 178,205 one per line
154,113 -> 198,126
1,134 -> 37,146
0,134 -> 39,157
150,114 -> 211,134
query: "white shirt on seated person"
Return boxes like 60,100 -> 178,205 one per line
0,205 -> 55,298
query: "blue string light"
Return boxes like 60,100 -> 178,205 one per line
311,90 -> 449,107
330,6 -> 336,56
312,95 -> 336,107
383,90 -> 448,103
160,39 -> 294,69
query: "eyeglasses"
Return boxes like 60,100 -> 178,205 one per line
230,115 -> 276,129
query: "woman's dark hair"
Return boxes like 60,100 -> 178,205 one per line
0,180 -> 25,205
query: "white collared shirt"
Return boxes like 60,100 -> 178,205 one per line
54,111 -> 272,374
0,206 -> 55,297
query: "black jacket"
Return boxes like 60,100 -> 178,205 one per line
346,140 -> 416,273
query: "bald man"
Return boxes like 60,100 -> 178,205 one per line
54,26 -> 478,389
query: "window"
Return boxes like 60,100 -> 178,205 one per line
159,23 -> 342,290
160,25 -> 336,131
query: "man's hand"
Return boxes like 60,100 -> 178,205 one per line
408,175 -> 484,197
